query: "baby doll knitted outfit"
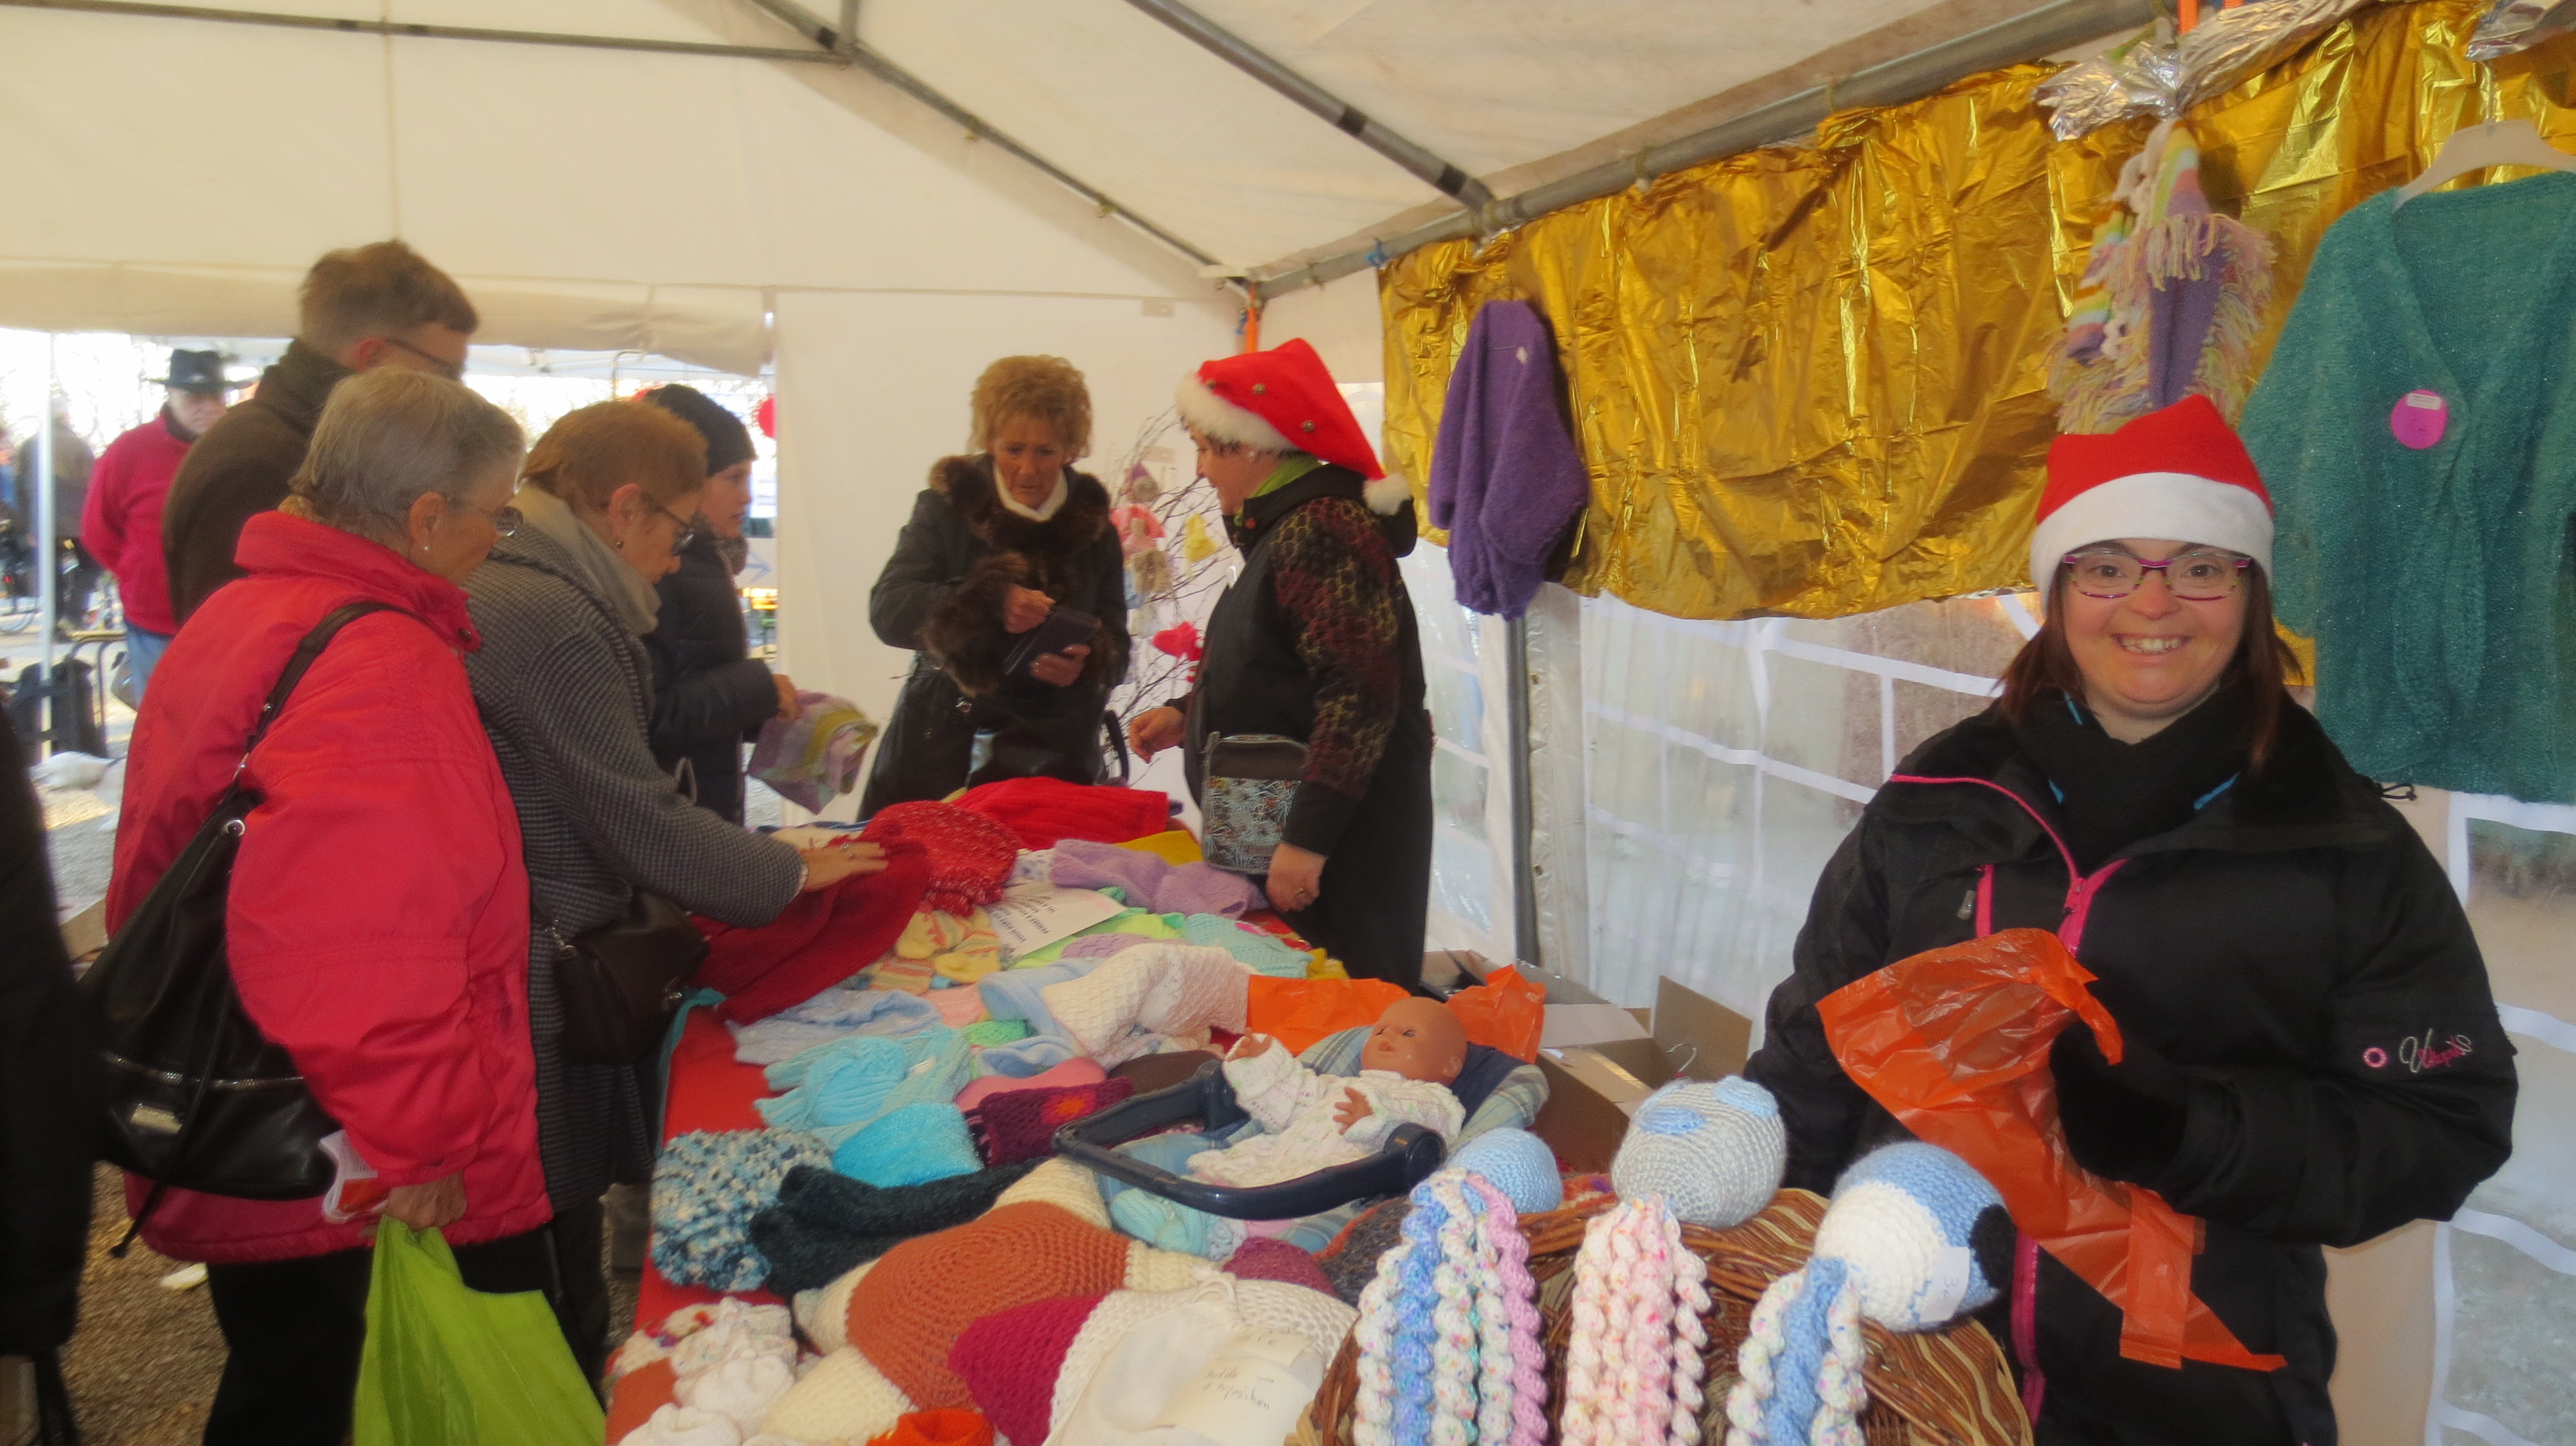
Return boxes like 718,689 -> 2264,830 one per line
1192,1041 -> 1465,1188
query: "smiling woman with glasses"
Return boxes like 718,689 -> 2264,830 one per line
1743,396 -> 2514,1445
454,399 -> 887,1382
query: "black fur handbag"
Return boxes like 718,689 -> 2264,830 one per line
84,602 -> 394,1204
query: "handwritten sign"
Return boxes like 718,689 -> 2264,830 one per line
985,882 -> 1125,959
1151,1329 -> 1323,1446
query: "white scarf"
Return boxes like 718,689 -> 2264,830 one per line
511,484 -> 662,635
996,473 -> 1069,522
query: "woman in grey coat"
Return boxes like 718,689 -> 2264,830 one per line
462,399 -> 878,1380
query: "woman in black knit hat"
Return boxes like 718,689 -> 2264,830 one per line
640,384 -> 796,823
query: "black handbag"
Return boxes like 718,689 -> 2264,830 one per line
84,602 -> 394,1204
546,890 -> 709,1067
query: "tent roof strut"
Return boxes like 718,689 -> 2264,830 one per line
736,0 -> 1226,274
0,0 -> 837,62
1121,0 -> 1494,212
1246,0 -> 2155,301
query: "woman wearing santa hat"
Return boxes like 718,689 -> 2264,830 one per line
1129,339 -> 1433,986
863,355 -> 1130,812
1743,396 -> 2514,1444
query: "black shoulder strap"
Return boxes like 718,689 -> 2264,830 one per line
238,601 -> 401,762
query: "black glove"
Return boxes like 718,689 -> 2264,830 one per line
2050,1024 -> 2189,1186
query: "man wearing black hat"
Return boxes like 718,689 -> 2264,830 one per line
82,349 -> 238,698
639,384 -> 796,824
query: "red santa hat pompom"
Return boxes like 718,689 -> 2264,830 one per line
1177,338 -> 1411,515
2034,394 -> 2273,588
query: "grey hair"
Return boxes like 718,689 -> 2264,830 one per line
288,369 -> 524,537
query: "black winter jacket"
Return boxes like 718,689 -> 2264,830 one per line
1746,702 -> 2514,1446
645,530 -> 773,824
0,710 -> 97,1356
163,339 -> 346,623
860,456 -> 1128,811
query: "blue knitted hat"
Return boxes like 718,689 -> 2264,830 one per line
650,1129 -> 833,1292
1610,1075 -> 1786,1228
1725,1141 -> 2013,1446
1447,1127 -> 1563,1215
833,1102 -> 982,1189
1814,1141 -> 2009,1329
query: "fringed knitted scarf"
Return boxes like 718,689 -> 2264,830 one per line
2052,118 -> 2275,434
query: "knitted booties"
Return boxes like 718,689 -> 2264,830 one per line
1611,1076 -> 1786,1229
1106,1189 -> 1243,1259
1724,1141 -> 2012,1446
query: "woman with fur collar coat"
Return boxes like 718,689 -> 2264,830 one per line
861,356 -> 1129,813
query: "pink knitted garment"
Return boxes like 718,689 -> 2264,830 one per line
946,1293 -> 1103,1446
1222,1238 -> 1336,1296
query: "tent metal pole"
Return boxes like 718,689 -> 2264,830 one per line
1120,0 -> 1494,210
1503,614 -> 1541,968
736,0 -> 1223,269
34,338 -> 58,706
0,0 -> 841,62
834,0 -> 858,58
1245,0 -> 2155,300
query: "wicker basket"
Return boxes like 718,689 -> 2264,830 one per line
1310,1189 -> 2031,1446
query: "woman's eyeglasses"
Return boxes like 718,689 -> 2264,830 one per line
658,506 -> 701,555
2061,548 -> 2250,601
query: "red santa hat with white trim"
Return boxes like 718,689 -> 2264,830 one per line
1177,338 -> 1412,515
2033,394 -> 2274,587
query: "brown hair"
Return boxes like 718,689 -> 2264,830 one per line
298,241 -> 479,354
520,400 -> 706,512
289,369 -> 522,536
968,355 -> 1091,459
1998,562 -> 2306,768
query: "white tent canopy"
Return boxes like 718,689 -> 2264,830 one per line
0,0 -> 2073,370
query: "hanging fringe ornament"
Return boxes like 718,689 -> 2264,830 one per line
2050,118 -> 2274,434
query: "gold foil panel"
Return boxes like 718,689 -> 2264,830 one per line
1382,0 -> 2574,621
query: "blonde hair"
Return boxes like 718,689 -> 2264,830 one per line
522,400 -> 707,511
288,369 -> 522,534
968,355 -> 1091,459
298,241 -> 478,354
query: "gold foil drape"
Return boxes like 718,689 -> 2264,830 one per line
1381,0 -> 2576,621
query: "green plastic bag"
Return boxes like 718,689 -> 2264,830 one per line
351,1220 -> 605,1446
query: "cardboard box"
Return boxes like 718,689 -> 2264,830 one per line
1522,972 -> 1758,1172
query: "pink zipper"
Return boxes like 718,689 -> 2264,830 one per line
1891,772 -> 2131,1424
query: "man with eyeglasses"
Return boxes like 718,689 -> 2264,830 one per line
162,240 -> 478,624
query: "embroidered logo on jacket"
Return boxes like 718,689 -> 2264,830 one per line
2362,1028 -> 2476,1073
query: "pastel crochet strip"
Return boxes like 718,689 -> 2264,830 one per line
1352,1168 -> 1545,1446
1559,1195 -> 1710,1446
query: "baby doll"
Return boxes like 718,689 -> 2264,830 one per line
1107,998 -> 1470,1255
1197,997 -> 1470,1187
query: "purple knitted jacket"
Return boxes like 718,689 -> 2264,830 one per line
1426,301 -> 1589,618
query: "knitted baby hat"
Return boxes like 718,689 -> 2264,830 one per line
650,1129 -> 833,1291
833,1101 -> 982,1188
1612,1076 -> 1787,1230
1450,1126 -> 1564,1216
1724,1142 -> 2010,1446
859,801 -> 1022,915
964,1077 -> 1135,1165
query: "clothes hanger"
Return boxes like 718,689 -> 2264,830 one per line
2396,118 -> 2576,207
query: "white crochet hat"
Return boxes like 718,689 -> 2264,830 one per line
1610,1076 -> 1787,1229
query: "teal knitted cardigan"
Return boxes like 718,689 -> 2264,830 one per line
2241,173 -> 2576,803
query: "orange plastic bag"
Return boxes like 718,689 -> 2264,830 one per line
1244,976 -> 1410,1055
1447,965 -> 1545,1062
1816,929 -> 2284,1373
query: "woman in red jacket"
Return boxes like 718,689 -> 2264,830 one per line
108,369 -> 551,1446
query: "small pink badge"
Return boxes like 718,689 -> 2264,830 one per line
2391,389 -> 2448,449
